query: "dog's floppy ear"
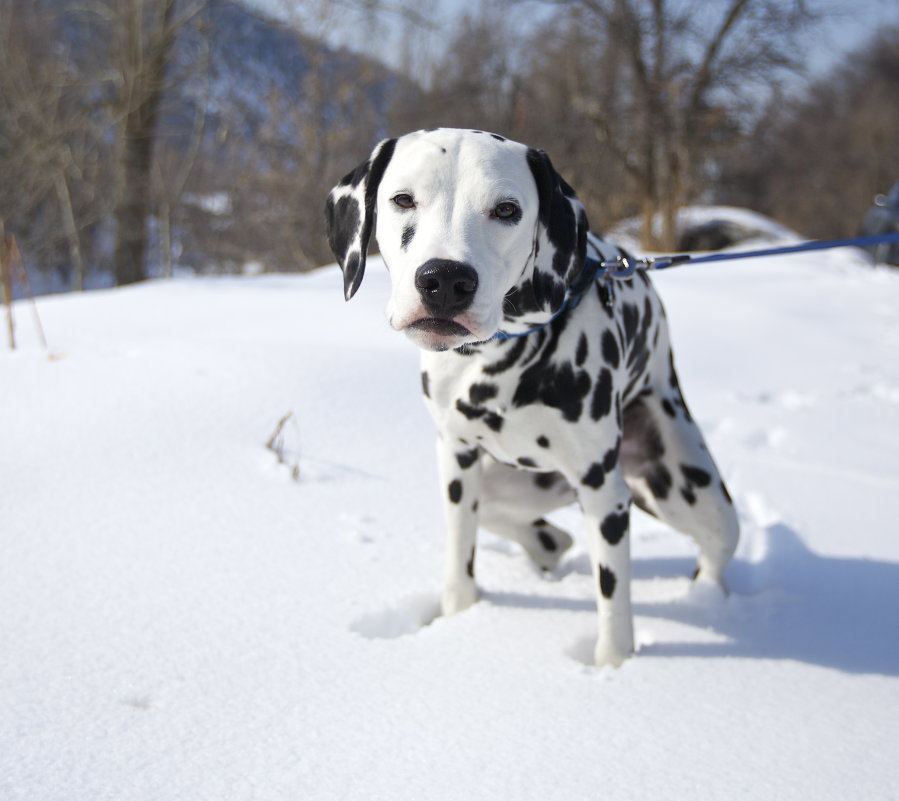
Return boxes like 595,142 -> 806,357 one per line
523,147 -> 589,312
325,138 -> 397,300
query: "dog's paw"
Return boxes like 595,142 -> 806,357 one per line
693,555 -> 731,597
594,639 -> 633,669
594,617 -> 635,668
441,582 -> 478,616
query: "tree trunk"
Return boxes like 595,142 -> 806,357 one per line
113,0 -> 177,286
54,171 -> 85,291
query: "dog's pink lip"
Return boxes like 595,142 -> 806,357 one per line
406,317 -> 472,337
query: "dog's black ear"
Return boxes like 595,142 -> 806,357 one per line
524,148 -> 589,312
325,138 -> 397,300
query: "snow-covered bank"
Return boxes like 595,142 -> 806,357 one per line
1,249 -> 898,800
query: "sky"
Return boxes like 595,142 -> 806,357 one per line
245,0 -> 899,83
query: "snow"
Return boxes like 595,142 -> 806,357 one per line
607,204 -> 804,251
2,247 -> 899,800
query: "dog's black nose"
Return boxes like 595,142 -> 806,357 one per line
414,259 -> 478,317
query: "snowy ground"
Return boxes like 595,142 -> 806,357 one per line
2,248 -> 899,800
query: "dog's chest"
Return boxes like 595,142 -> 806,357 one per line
422,359 -> 553,469
419,327 -> 612,471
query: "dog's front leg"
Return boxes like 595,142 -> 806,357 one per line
577,469 -> 635,667
436,436 -> 482,616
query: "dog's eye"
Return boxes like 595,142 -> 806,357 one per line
392,193 -> 416,210
492,201 -> 521,221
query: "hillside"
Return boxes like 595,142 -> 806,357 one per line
14,0 -> 411,289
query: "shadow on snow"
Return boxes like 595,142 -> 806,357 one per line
485,523 -> 899,677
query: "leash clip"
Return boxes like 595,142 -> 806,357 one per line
599,254 -> 693,278
600,256 -> 654,278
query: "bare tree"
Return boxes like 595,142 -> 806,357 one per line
0,1 -> 108,290
720,25 -> 899,240
106,0 -> 208,286
532,0 -> 818,249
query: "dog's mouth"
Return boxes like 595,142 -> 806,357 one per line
402,317 -> 477,351
406,318 -> 472,337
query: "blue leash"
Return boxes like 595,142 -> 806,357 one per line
601,231 -> 899,275
494,231 -> 899,341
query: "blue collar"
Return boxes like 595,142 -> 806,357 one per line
492,254 -> 608,341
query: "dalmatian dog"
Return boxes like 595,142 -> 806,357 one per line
325,128 -> 739,667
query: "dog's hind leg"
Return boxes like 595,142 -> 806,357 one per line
478,458 -> 576,571
620,387 -> 739,588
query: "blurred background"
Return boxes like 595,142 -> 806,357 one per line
1,0 -> 898,294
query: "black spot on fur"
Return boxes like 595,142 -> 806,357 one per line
590,368 -> 613,420
681,465 -> 712,487
625,302 -> 653,383
681,487 -> 697,505
599,565 -> 617,599
602,440 -> 620,473
456,449 -> 479,470
490,133 -> 507,142
326,195 -> 361,264
529,270 -> 566,313
545,362 -> 592,421
646,463 -> 673,500
536,435 -> 550,448
600,512 -> 628,546
576,333 -> 589,366
421,371 -> 430,399
601,330 -> 620,368
582,462 -> 605,489
534,471 -> 560,489
622,303 -> 639,345
455,399 -> 486,420
448,480 -> 462,504
512,318 -> 593,422
466,547 -> 476,578
661,398 -> 676,418
401,224 -> 416,250
537,530 -> 557,552
484,412 -> 504,432
642,297 -> 653,335
484,336 -> 528,375
469,382 -> 498,404
518,457 -> 537,468
503,280 -> 541,317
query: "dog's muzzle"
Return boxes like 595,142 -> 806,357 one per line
414,259 -> 478,317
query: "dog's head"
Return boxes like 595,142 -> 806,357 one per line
325,128 -> 589,351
